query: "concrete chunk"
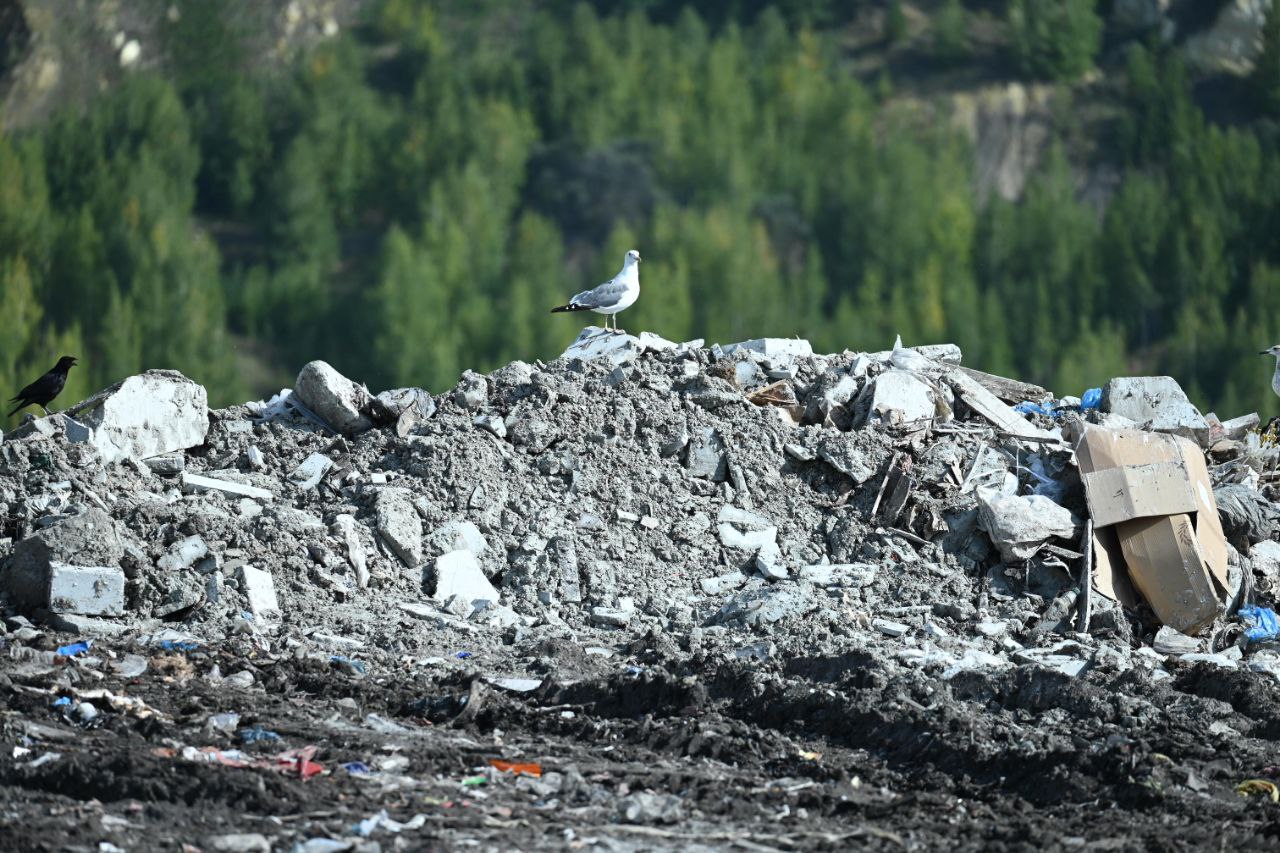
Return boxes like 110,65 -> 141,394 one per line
562,328 -> 686,366
238,565 -> 280,620
868,370 -> 935,425
294,361 -> 374,435
376,488 -> 423,567
978,493 -> 1077,562
427,520 -> 487,557
289,453 -> 332,490
3,508 -> 124,611
719,338 -> 813,359
685,427 -> 727,481
181,473 -> 274,502
64,370 -> 208,464
1102,376 -> 1209,439
47,563 -> 125,616
432,550 -> 499,607
158,536 -> 209,572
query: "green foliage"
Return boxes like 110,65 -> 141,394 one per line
1257,4 -> 1280,116
933,0 -> 969,64
1007,0 -> 1102,81
885,0 -> 908,44
2,0 -> 1279,427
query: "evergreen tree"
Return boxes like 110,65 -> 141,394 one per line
1007,0 -> 1102,81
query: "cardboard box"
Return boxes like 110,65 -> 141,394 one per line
1071,423 -> 1227,634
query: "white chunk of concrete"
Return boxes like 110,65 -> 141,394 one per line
294,361 -> 374,435
427,520 -> 488,557
181,473 -> 274,502
289,453 -> 333,490
432,550 -> 499,607
868,369 -> 935,425
719,338 -> 813,358
238,565 -> 280,621
65,370 -> 209,464
47,563 -> 125,616
1102,376 -> 1209,438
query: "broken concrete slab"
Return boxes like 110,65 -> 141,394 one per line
719,338 -> 813,359
977,493 -> 1077,562
562,327 -> 688,366
948,369 -> 1058,442
798,563 -> 876,588
238,565 -> 280,621
157,536 -> 210,573
289,453 -> 333,490
432,550 -> 499,608
63,370 -> 209,464
1102,376 -> 1209,439
375,488 -> 423,568
3,507 -> 124,612
181,473 -> 274,502
816,437 -> 875,484
685,427 -> 727,481
47,563 -> 125,616
294,361 -> 374,435
426,521 -> 488,558
867,369 -> 935,426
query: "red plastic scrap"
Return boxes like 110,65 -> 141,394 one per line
487,758 -> 542,778
275,746 -> 325,780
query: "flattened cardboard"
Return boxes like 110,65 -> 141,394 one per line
1081,461 -> 1197,528
1115,514 -> 1220,635
1072,422 -> 1229,633
1091,526 -> 1139,608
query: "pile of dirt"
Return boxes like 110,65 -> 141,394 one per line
2,328 -> 1280,849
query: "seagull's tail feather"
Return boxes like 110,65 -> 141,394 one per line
550,303 -> 591,314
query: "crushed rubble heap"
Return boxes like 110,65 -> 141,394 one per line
3,330 -> 1280,848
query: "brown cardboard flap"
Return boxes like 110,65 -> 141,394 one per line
1074,423 -> 1229,595
1092,525 -> 1139,608
1116,514 -> 1220,635
1082,461 -> 1197,528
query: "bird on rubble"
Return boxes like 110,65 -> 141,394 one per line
8,356 -> 77,418
1263,345 -> 1280,402
551,249 -> 641,333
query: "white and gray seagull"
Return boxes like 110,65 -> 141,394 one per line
551,249 -> 641,333
1261,344 -> 1280,402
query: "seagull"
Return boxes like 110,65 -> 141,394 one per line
9,355 -> 77,418
1262,344 -> 1280,401
551,249 -> 641,333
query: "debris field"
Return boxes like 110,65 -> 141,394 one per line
4,327 -> 1280,851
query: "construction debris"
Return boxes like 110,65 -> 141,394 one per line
1,328 -> 1279,847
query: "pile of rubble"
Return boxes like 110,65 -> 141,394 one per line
1,327 -> 1277,683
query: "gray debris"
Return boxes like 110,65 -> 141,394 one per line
816,437 -> 874,484
685,427 -> 727,480
1153,626 -> 1200,656
3,507 -> 124,611
63,370 -> 209,464
719,338 -> 813,359
181,473 -> 274,502
798,563 -> 876,587
1214,484 -> 1280,551
295,360 -> 374,435
978,493 -> 1077,562
618,791 -> 685,824
710,582 -> 814,628
158,537 -> 209,573
376,488 -> 423,567
426,520 -> 488,558
289,453 -> 333,490
1102,376 -> 1209,438
590,606 -> 633,627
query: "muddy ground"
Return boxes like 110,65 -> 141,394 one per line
4,625 -> 1280,852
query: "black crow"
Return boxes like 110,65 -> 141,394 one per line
9,356 -> 77,417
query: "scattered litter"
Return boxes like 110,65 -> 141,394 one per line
239,727 -> 283,744
1238,606 -> 1280,644
1236,779 -> 1280,802
56,640 -> 92,658
488,759 -> 542,777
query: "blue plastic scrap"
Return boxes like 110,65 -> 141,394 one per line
1239,605 -> 1280,643
1080,388 -> 1102,410
158,639 -> 201,653
56,640 -> 92,657
330,655 -> 367,674
342,761 -> 373,775
1014,401 -> 1054,416
52,696 -> 72,707
455,651 -> 472,659
239,727 -> 283,744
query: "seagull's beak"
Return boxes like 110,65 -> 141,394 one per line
1262,350 -> 1272,356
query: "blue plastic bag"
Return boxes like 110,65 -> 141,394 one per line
330,655 -> 367,674
56,640 -> 92,657
1238,605 -> 1280,643
1080,388 -> 1102,411
158,639 -> 200,653
1015,401 -> 1055,416
239,727 -> 282,744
